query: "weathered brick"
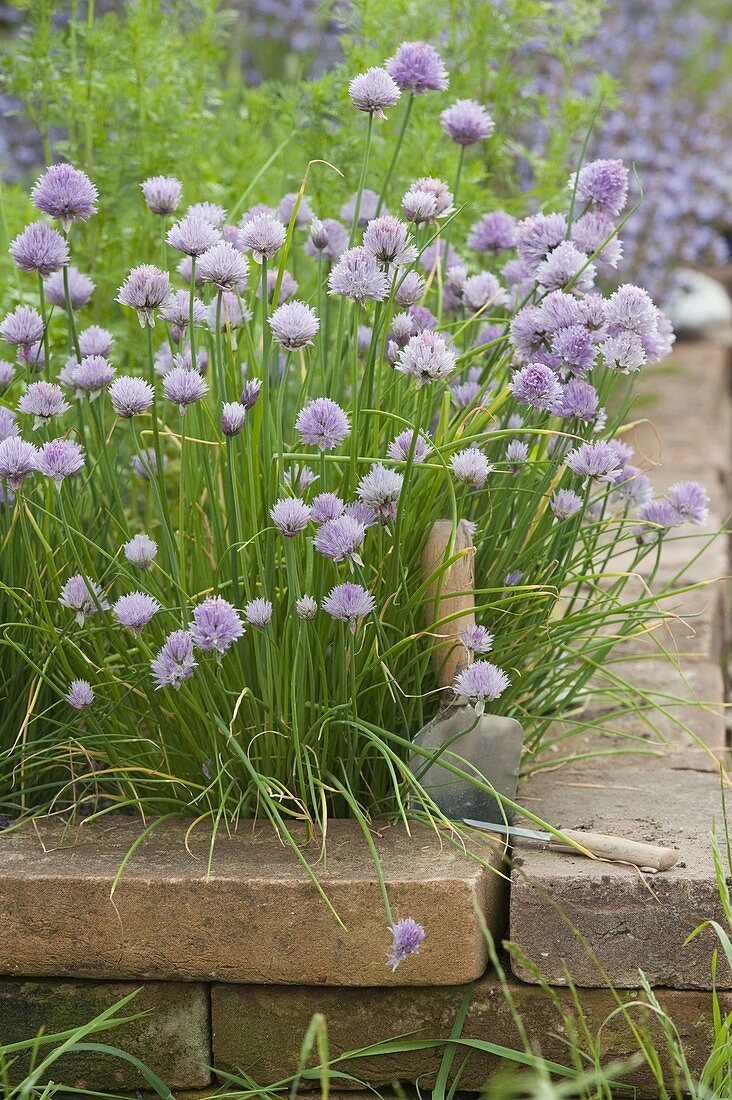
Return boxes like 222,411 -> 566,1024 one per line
211,975 -> 729,1097
0,819 -> 505,987
0,980 -> 210,1089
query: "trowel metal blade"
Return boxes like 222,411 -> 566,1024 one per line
411,706 -> 523,822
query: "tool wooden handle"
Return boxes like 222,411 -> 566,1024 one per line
421,519 -> 476,689
550,828 -> 678,871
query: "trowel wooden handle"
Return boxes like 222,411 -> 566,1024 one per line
551,828 -> 678,871
421,519 -> 476,689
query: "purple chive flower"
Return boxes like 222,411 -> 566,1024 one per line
17,381 -> 69,428
322,581 -> 375,632
551,488 -> 583,519
17,341 -> 45,371
167,214 -> 222,258
0,407 -> 18,442
0,436 -> 37,490
340,189 -> 381,228
450,447 -> 493,489
385,41 -> 449,94
611,465 -> 653,508
277,193 -> 313,228
132,448 -> 166,480
509,307 -> 545,361
571,211 -> 622,268
411,177 -> 453,219
71,355 -> 115,399
197,241 -> 249,291
571,159 -> 629,217
536,241 -> 596,294
1,305 -> 44,349
170,346 -> 208,375
395,330 -> 456,387
151,630 -> 197,689
510,363 -> 563,413
79,325 -> 113,358
58,574 -> 108,625
221,401 -> 247,437
269,301 -> 319,350
65,679 -> 95,709
451,380 -> 481,409
505,439 -> 529,473
296,397 -> 350,451
560,379 -> 599,422
10,222 -> 69,276
468,211 -> 517,252
409,304 -> 437,331
605,284 -> 658,336
117,265 -> 172,326
36,438 -> 84,483
390,313 -> 416,346
346,501 -> 378,528
271,497 -> 312,536
551,326 -> 597,377
454,660 -> 510,708
460,624 -> 493,655
462,272 -> 508,312
124,533 -> 158,567
538,292 -> 590,335
31,164 -> 97,229
516,212 -> 568,271
394,270 -> 425,307
600,332 -> 647,374
387,429 -> 432,464
328,246 -> 390,303
349,67 -> 401,118
109,376 -> 155,418
208,291 -> 251,332
637,499 -> 684,541
141,175 -> 182,215
257,268 -> 299,304
238,212 -> 287,262
244,598 -> 273,629
189,595 -> 244,656
505,570 -> 523,587
113,591 -> 160,635
363,216 -> 417,266
313,514 -> 366,564
296,594 -> 318,620
566,441 -> 623,482
666,482 -> 709,525
43,267 -> 95,311
387,917 -> 426,971
160,290 -> 206,330
357,463 -> 403,523
440,99 -> 494,145
305,218 -> 348,263
0,361 -> 15,390
241,377 -> 262,409
162,365 -> 208,414
187,201 -> 228,227
311,492 -> 345,524
284,464 -> 318,494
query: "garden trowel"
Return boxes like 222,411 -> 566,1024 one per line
412,520 -> 679,873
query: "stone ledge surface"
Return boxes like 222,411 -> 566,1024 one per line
0,979 -> 210,1089
0,818 -> 505,987
508,657 -> 728,989
211,974 -> 728,1097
